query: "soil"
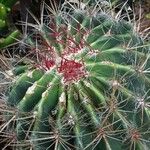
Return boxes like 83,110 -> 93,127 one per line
133,0 -> 150,39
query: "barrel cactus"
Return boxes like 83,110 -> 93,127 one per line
5,3 -> 150,150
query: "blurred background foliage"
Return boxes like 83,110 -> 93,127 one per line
0,0 -> 150,50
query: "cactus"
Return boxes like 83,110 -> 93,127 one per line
0,0 -> 20,49
3,2 -> 150,150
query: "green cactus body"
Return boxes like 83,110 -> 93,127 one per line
7,8 -> 150,150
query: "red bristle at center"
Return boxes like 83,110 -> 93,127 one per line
58,58 -> 86,82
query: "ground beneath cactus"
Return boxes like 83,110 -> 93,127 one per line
134,0 -> 150,39
0,54 -> 13,97
0,56 -> 13,149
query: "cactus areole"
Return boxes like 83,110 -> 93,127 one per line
7,8 -> 150,150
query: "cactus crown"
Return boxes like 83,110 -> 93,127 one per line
5,2 -> 150,150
